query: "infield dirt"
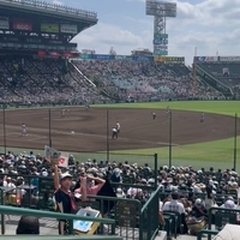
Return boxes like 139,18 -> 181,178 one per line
0,107 -> 239,152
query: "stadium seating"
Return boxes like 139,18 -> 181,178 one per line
73,60 -> 222,102
0,56 -> 109,104
197,62 -> 240,94
0,56 -> 224,104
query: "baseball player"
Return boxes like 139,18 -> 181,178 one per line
21,123 -> 27,136
61,108 -> 65,117
112,127 -> 118,139
152,112 -> 156,120
116,121 -> 120,134
200,112 -> 205,123
166,106 -> 170,116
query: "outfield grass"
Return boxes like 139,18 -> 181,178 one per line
96,100 -> 240,116
1,101 -> 240,171
100,101 -> 240,170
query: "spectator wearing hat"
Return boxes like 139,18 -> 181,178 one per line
191,198 -> 208,219
3,176 -> 16,188
16,216 -> 39,234
53,165 -> 87,235
221,196 -> 238,210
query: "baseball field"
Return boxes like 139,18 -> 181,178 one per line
0,101 -> 239,171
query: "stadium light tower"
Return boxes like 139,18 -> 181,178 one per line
146,0 -> 177,56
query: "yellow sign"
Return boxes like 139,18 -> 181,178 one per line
154,56 -> 165,62
41,23 -> 59,33
165,57 -> 185,62
154,56 -> 185,62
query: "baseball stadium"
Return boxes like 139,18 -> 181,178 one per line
0,0 -> 239,240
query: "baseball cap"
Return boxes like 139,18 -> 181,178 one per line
224,200 -> 235,209
60,172 -> 72,180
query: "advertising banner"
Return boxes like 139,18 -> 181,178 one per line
153,39 -> 168,45
38,50 -> 46,56
219,56 -> 240,62
133,55 -> 153,62
154,50 -> 168,56
92,54 -> 114,60
60,24 -> 77,34
154,56 -> 165,62
204,56 -> 218,62
49,52 -> 60,56
13,21 -> 32,31
154,33 -> 168,39
195,56 -> 206,62
81,54 -> 92,60
41,23 -> 59,33
165,57 -> 185,62
115,55 -> 132,60
195,56 -> 218,62
0,19 -> 9,29
154,45 -> 168,51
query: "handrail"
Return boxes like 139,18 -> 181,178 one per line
0,205 -> 114,224
208,206 -> 240,230
0,237 -> 122,240
197,64 -> 233,95
87,194 -> 141,204
141,185 -> 161,214
197,229 -> 218,240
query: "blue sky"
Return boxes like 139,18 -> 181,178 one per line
50,0 -> 240,64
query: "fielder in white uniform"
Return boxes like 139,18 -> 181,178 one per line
112,127 -> 118,139
116,121 -> 120,134
21,123 -> 27,136
200,112 -> 205,123
61,108 -> 66,117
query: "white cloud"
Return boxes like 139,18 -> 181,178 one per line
72,0 -> 240,64
73,22 -> 144,54
52,0 -> 63,5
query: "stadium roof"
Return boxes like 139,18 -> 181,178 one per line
0,0 -> 98,24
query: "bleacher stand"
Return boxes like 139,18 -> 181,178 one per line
71,60 -> 222,102
197,61 -> 240,95
0,56 -> 109,104
1,151 -> 240,237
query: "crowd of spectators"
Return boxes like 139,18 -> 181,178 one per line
0,56 -> 224,105
0,56 -> 109,104
0,150 -> 239,235
73,60 -> 223,102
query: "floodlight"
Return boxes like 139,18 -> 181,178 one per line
146,0 -> 177,17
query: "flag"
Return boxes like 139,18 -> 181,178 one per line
44,145 -> 61,165
58,152 -> 69,168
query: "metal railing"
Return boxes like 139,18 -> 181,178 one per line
0,178 -> 161,240
0,204 -> 115,235
201,206 -> 240,240
139,185 -> 161,240
197,229 -> 218,240
0,236 -> 122,240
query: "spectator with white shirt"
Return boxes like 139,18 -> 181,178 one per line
162,192 -> 188,234
4,176 -> 16,188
